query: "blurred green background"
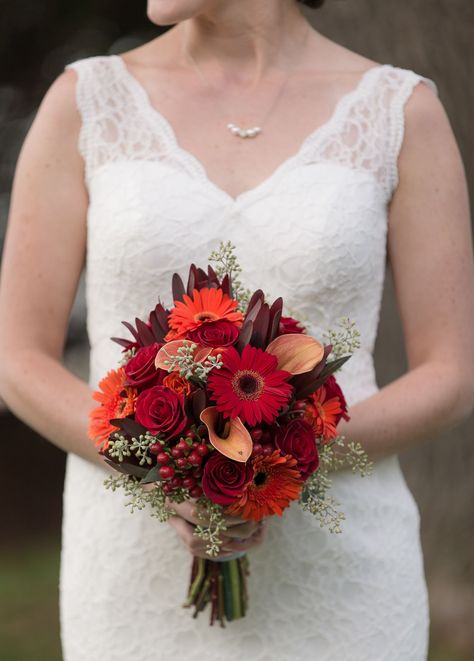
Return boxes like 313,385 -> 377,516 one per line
0,1 -> 473,660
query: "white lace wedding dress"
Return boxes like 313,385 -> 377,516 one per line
60,54 -> 437,661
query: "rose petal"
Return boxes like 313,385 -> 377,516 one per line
265,334 -> 325,375
200,406 -> 253,462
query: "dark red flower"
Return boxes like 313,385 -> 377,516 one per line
202,451 -> 254,505
279,316 -> 305,335
207,345 -> 293,426
135,386 -> 188,440
275,418 -> 319,479
124,343 -> 164,389
187,319 -> 239,348
324,375 -> 350,420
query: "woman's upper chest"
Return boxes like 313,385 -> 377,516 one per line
116,55 -> 383,201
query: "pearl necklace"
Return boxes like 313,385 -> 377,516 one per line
182,24 -> 311,139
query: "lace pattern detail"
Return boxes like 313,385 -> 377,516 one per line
66,55 -> 437,201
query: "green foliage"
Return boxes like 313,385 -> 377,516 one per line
300,435 -> 373,533
323,317 -> 361,358
193,497 -> 228,557
161,340 -> 223,383
209,240 -> 252,309
104,474 -> 175,522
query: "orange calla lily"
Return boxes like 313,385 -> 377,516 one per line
154,339 -> 197,371
265,334 -> 325,375
199,406 -> 253,462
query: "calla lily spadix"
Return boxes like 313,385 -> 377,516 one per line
200,406 -> 253,463
265,333 -> 325,375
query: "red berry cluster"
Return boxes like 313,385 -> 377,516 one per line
149,426 -> 210,498
249,426 -> 276,458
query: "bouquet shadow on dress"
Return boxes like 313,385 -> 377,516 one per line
88,242 -> 372,627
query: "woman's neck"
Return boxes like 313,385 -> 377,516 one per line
175,0 -> 311,84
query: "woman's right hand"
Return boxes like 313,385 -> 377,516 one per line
167,498 -> 267,560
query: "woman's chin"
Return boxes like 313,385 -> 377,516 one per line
147,0 -> 208,26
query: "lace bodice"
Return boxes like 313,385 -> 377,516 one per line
60,54 -> 436,661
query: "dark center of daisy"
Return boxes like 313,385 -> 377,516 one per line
194,311 -> 219,323
231,370 -> 265,401
254,472 -> 267,486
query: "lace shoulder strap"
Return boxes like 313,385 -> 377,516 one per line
382,66 -> 438,197
306,64 -> 438,201
65,55 -> 170,183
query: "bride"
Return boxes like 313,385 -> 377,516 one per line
0,1 -> 473,659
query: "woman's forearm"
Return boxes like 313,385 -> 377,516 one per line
0,348 -> 106,469
336,360 -> 473,461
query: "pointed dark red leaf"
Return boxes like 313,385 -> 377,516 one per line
192,388 -> 208,420
111,336 -> 134,349
235,319 -> 254,352
154,304 -> 170,333
136,317 -> 156,346
122,321 -> 140,343
250,303 -> 270,349
109,416 -> 148,438
187,264 -> 196,296
266,297 -> 283,345
104,459 -> 149,479
172,273 -> 186,303
221,273 -> 231,297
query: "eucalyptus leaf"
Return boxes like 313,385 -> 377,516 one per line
140,465 -> 163,485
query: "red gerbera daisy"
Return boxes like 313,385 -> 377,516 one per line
166,287 -> 243,340
225,450 -> 303,521
207,345 -> 293,426
304,376 -> 349,443
88,367 -> 137,450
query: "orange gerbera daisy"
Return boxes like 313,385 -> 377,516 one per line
88,367 -> 137,449
225,450 -> 303,521
166,288 -> 243,340
304,379 -> 345,443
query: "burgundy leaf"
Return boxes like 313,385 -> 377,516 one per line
250,303 -> 270,349
235,319 -> 254,352
135,317 -> 156,346
172,273 -> 186,303
266,297 -> 283,345
122,320 -> 140,343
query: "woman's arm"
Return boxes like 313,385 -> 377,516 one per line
0,69 -> 105,469
337,82 -> 474,461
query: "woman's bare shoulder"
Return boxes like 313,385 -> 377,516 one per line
35,67 -> 83,135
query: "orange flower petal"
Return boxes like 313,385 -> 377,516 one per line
200,406 -> 253,462
265,334 -> 325,375
155,340 -> 194,371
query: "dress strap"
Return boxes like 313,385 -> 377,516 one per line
65,55 -> 171,184
383,67 -> 438,197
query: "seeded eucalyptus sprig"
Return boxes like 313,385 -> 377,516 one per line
193,497 -> 228,558
299,435 -> 373,533
323,317 -> 361,359
162,341 -> 223,383
209,240 -> 252,310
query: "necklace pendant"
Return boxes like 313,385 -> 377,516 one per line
227,123 -> 262,139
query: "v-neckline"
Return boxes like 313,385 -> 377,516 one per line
112,54 -> 390,206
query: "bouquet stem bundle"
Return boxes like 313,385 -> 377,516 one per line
184,555 -> 250,626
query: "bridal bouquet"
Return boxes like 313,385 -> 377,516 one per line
88,242 -> 372,627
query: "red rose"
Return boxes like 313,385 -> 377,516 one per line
134,386 -> 188,440
188,320 -> 239,348
124,343 -> 164,389
202,452 -> 254,505
275,418 -> 319,479
278,316 -> 305,335
324,375 -> 350,421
